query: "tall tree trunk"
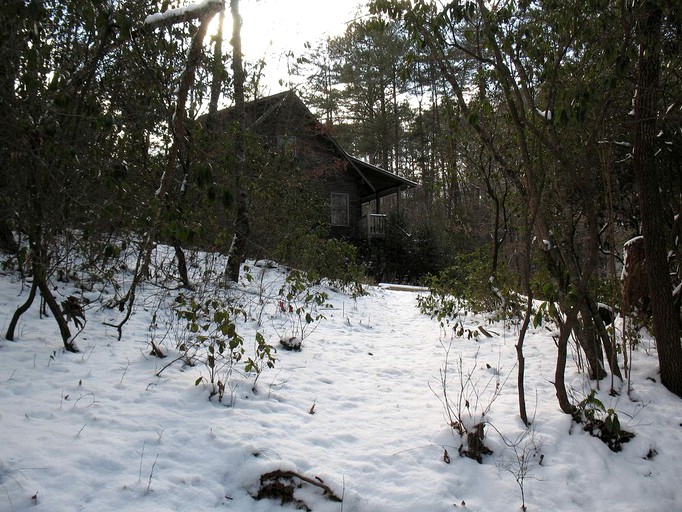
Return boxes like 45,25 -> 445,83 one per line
632,1 -> 682,397
207,9 -> 225,126
173,13 -> 215,289
148,9 -> 219,289
225,0 -> 250,283
0,0 -> 23,252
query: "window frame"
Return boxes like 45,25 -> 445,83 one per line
330,192 -> 350,227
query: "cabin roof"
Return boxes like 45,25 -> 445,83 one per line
212,90 -> 417,199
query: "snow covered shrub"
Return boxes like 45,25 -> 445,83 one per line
432,343 -> 504,463
173,294 -> 275,401
572,390 -> 634,452
417,285 -> 462,326
275,270 -> 330,350
279,335 -> 302,351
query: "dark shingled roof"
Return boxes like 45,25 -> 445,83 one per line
211,90 -> 417,199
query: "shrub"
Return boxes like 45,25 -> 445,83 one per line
173,293 -> 276,401
360,212 -> 456,285
274,269 -> 331,350
572,390 -> 635,452
418,246 -> 518,322
275,233 -> 365,295
431,343 -> 502,463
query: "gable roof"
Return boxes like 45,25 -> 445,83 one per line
212,90 -> 417,199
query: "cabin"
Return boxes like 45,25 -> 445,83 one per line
210,90 -> 417,241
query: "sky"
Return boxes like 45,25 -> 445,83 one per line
237,0 -> 367,91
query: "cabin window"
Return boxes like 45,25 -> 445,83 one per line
330,193 -> 349,227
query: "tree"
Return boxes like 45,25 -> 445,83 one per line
2,0 -> 126,352
631,0 -> 682,397
0,0 -> 22,252
151,0 -> 225,289
326,17 -> 412,172
369,0 -> 659,414
3,0 -> 227,345
225,0 -> 250,283
296,39 -> 344,126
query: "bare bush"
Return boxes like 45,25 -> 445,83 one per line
431,341 -> 508,463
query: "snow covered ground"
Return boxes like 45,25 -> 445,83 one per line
1,253 -> 682,511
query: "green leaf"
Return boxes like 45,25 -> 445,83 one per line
533,311 -> 542,328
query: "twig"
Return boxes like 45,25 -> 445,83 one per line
72,391 -> 95,409
390,443 -> 444,457
138,441 -> 146,484
80,345 -> 95,362
146,453 -> 160,493
155,354 -> 187,377
119,360 -> 131,384
340,475 -> 345,512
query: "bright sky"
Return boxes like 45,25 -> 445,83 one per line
238,0 -> 366,91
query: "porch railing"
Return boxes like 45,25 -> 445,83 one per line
365,213 -> 387,238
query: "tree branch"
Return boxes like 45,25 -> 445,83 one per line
141,0 -> 224,31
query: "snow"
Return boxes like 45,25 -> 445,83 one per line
144,0 -> 223,26
624,236 -> 644,248
2,249 -> 682,511
535,108 -> 552,121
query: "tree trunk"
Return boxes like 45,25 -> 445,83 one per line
207,9 -> 225,126
173,241 -> 191,288
5,278 -> 38,341
576,299 -> 607,380
151,10 -> 218,289
225,0 -> 250,283
29,234 -> 77,352
36,272 -> 76,352
554,309 -> 578,414
543,243 -> 608,381
632,1 -> 682,397
0,0 -> 22,253
517,291 -> 531,425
